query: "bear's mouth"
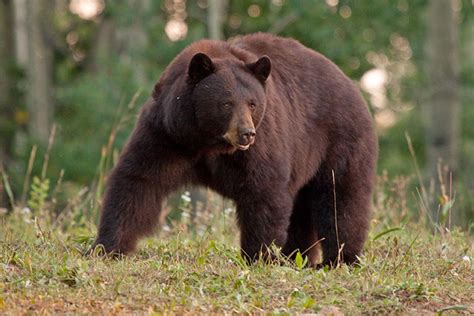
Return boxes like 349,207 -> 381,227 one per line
225,141 -> 251,151
222,135 -> 253,151
236,144 -> 250,150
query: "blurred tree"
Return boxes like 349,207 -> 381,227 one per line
208,0 -> 228,40
424,0 -> 460,175
26,0 -> 54,143
423,0 -> 460,204
87,12 -> 118,73
0,0 -> 15,165
122,0 -> 151,86
13,0 -> 28,68
13,0 -> 28,66
0,0 -> 16,207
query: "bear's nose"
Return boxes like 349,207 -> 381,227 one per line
239,127 -> 256,145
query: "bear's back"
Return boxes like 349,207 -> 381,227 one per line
232,33 -> 344,83
231,33 -> 358,114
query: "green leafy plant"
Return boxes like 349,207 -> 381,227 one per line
27,176 -> 50,213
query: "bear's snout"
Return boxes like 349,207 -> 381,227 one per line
223,125 -> 256,150
223,107 -> 256,151
238,127 -> 256,147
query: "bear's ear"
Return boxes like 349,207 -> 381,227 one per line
247,56 -> 271,83
188,52 -> 215,83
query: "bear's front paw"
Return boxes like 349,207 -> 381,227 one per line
85,240 -> 128,259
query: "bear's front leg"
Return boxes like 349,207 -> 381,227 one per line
93,131 -> 191,255
94,170 -> 162,255
236,193 -> 292,263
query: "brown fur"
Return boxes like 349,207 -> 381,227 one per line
93,33 -> 378,267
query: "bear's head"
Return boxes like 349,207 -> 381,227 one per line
187,52 -> 271,152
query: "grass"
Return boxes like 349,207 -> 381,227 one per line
1,202 -> 473,314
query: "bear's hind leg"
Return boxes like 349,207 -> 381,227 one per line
312,167 -> 373,267
236,192 -> 293,263
282,182 -> 321,266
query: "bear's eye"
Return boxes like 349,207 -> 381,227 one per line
223,102 -> 233,108
249,102 -> 256,110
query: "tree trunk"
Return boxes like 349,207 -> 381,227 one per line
423,0 -> 460,222
0,0 -> 15,162
121,0 -> 150,86
87,18 -> 117,73
13,0 -> 28,67
0,0 -> 16,207
208,0 -> 227,40
89,0 -> 150,85
26,0 -> 54,143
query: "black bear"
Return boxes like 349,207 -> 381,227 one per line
93,33 -> 378,267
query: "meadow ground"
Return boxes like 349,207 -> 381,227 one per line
1,202 -> 472,315
1,142 -> 473,314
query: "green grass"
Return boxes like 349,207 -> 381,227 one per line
1,206 -> 472,314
